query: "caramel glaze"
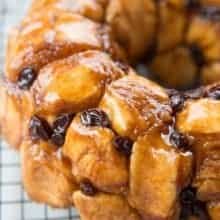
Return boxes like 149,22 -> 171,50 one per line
21,139 -> 78,208
2,0 -> 220,219
5,9 -> 124,82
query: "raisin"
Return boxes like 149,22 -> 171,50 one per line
206,87 -> 220,100
81,109 -> 111,128
18,67 -> 37,90
169,90 -> 185,113
181,187 -> 196,205
180,187 -> 196,219
180,187 -> 209,220
193,201 -> 210,220
29,116 -> 52,141
80,180 -> 97,196
113,136 -> 133,156
184,87 -> 205,99
52,113 -> 74,134
51,113 -> 74,146
51,133 -> 65,147
170,131 -> 190,149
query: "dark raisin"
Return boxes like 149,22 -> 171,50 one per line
169,91 -> 185,113
184,87 -> 205,99
53,113 -> 74,133
51,133 -> 65,146
80,109 -> 111,128
193,200 -> 210,220
113,136 -> 133,156
180,187 -> 209,220
18,67 -> 37,90
80,180 -> 97,196
200,7 -> 220,21
190,45 -> 205,66
169,131 -> 190,149
29,116 -> 52,141
180,205 -> 193,220
180,187 -> 196,205
206,88 -> 220,100
180,187 -> 196,219
51,113 -> 74,146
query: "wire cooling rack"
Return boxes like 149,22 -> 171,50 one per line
0,0 -> 79,219
0,141 -> 79,220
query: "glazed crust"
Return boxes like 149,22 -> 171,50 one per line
208,201 -> 220,220
31,50 -> 126,115
63,114 -> 129,194
21,139 -> 78,208
5,6 -> 125,82
100,75 -> 172,140
129,131 -> 192,220
2,0 -> 220,220
0,81 -> 34,149
73,191 -> 141,220
177,98 -> 220,218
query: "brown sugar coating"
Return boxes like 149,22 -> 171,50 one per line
2,0 -> 220,219
208,202 -> 220,220
106,0 -> 156,60
5,8 -> 124,82
73,191 -> 141,220
0,81 -> 34,149
129,130 -> 192,220
21,139 -> 78,208
63,113 -> 129,194
177,97 -> 220,219
31,50 -> 126,116
100,74 -> 172,140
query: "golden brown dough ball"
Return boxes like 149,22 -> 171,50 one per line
0,81 -> 34,149
63,112 -> 129,194
5,8 -> 122,82
31,50 -> 126,116
208,201 -> 220,220
106,0 -> 156,60
177,98 -> 220,202
73,191 -> 141,220
100,74 -> 172,140
21,139 -> 78,208
129,130 -> 192,220
150,47 -> 198,89
202,62 -> 220,84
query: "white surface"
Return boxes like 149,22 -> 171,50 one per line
0,1 -> 79,219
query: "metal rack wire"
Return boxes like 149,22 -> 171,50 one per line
0,141 -> 79,220
0,0 -> 80,219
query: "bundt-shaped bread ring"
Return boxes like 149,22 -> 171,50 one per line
1,0 -> 220,219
